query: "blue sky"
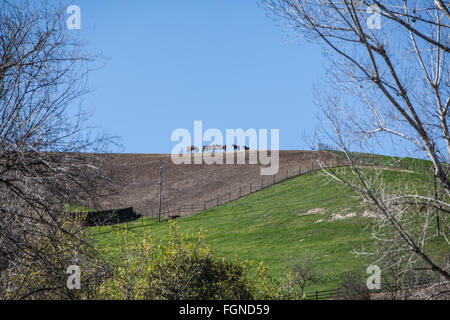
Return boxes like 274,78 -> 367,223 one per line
74,0 -> 325,153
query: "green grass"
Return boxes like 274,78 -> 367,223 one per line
330,150 -> 433,172
91,167 -> 448,292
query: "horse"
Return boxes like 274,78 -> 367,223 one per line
186,145 -> 199,153
212,144 -> 223,153
232,144 -> 240,151
243,146 -> 250,151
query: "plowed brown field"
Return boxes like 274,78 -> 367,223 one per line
89,150 -> 341,217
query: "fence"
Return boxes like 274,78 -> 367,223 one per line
149,150 -> 437,220
303,277 -> 438,300
149,157 -> 347,220
326,149 -> 434,173
347,153 -> 432,172
304,288 -> 340,300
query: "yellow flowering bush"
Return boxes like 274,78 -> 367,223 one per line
0,210 -> 107,300
99,221 -> 283,300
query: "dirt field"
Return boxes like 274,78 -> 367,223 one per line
86,150 -> 342,217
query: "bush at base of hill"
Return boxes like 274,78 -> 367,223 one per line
97,221 -> 287,300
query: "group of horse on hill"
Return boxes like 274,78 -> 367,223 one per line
186,144 -> 250,153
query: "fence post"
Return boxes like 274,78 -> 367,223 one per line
261,177 -> 263,189
239,187 -> 241,198
285,169 -> 288,180
250,183 -> 252,193
217,196 -> 219,207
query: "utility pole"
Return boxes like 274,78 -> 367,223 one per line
158,160 -> 163,222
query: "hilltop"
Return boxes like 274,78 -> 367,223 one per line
88,150 -> 342,217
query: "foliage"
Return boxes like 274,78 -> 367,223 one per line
0,0 -> 115,299
98,221 -> 279,300
0,211 -> 107,300
93,169 -> 449,292
335,271 -> 371,300
283,256 -> 323,298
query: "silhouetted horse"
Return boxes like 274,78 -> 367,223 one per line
232,144 -> 240,151
186,145 -> 199,153
211,144 -> 221,152
243,146 -> 250,151
202,145 -> 211,153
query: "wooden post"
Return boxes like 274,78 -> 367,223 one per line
261,177 -> 263,189
285,169 -> 288,180
239,187 -> 241,198
158,160 -> 163,222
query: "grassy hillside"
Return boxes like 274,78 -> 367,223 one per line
88,151 -> 341,217
91,168 -> 447,292
330,150 -> 433,172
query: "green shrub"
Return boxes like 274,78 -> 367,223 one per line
0,210 -> 107,300
99,221 -> 275,300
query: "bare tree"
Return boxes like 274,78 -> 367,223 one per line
335,271 -> 371,300
263,0 -> 450,298
289,256 -> 322,298
0,0 -> 114,299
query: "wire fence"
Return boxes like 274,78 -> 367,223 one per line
318,144 -> 434,173
92,148 -> 434,223
89,148 -> 441,299
303,277 -> 437,300
147,158 -> 349,220
342,153 -> 432,172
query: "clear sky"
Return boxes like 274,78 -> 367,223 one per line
74,0 -> 325,153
